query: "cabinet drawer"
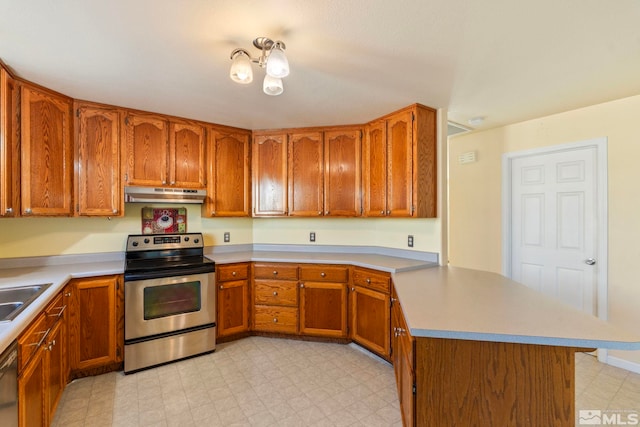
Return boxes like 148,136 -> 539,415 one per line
352,267 -> 390,294
18,312 -> 49,371
299,265 -> 348,282
254,280 -> 298,306
45,291 -> 66,321
253,305 -> 298,333
217,263 -> 250,282
254,263 -> 299,280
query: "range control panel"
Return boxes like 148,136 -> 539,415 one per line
126,233 -> 204,252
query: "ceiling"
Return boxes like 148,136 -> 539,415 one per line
1,0 -> 639,132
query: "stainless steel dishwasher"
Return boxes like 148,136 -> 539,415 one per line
0,341 -> 18,427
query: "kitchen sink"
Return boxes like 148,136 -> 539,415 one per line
0,283 -> 52,322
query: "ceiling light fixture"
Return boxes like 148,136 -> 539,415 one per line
230,37 -> 289,96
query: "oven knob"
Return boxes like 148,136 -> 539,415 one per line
144,238 -> 150,244
132,241 -> 139,247
194,239 -> 199,244
184,236 -> 190,242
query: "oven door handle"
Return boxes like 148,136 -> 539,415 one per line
124,263 -> 215,281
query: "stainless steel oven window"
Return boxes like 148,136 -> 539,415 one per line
143,281 -> 201,320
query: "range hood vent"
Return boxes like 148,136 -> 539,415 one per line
124,186 -> 206,204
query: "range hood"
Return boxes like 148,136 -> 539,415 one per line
124,186 -> 206,204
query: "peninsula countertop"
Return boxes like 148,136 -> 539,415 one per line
391,266 -> 640,350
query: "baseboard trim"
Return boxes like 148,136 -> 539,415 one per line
603,353 -> 640,374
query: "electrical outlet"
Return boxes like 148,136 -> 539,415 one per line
310,232 -> 316,242
408,235 -> 414,248
224,232 -> 230,243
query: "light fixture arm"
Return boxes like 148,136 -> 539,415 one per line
229,36 -> 289,95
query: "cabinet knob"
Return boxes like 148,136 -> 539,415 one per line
351,287 -> 355,292
112,209 -> 118,214
366,278 -> 371,284
25,208 -> 32,214
273,291 -> 278,296
273,318 -> 278,323
273,271 -> 278,275
170,181 -> 176,185
380,210 -> 384,214
219,285 -> 224,290
232,271 -> 237,276
325,211 -> 329,215
318,211 -> 322,215
320,272 -> 326,277
211,211 -> 216,216
5,207 -> 12,214
386,210 -> 391,215
64,292 -> 71,297
162,180 -> 167,185
300,283 -> 305,288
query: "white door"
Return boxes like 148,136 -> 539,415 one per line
505,140 -> 607,316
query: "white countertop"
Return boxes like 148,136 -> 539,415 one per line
392,266 -> 640,350
0,261 -> 124,353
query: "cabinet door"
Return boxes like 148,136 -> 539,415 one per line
68,276 -> 119,372
18,346 -> 45,427
45,318 -> 65,422
205,129 -> 251,216
75,103 -> 122,216
252,133 -> 288,216
324,128 -> 361,216
168,120 -> 206,188
350,285 -> 391,357
0,66 -> 20,217
386,110 -> 414,217
363,120 -> 387,217
299,281 -> 348,337
20,84 -> 73,216
122,112 -> 169,186
217,279 -> 249,337
288,131 -> 324,216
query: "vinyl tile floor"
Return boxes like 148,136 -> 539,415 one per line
51,337 -> 640,427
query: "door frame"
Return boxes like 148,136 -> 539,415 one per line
501,137 -> 608,323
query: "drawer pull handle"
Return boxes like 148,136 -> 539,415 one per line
366,278 -> 371,284
273,271 -> 278,275
48,305 -> 66,318
219,285 -> 224,290
27,329 -> 50,348
273,318 -> 278,323
351,287 -> 355,292
232,271 -> 237,276
273,291 -> 278,296
320,272 -> 326,277
64,292 -> 71,297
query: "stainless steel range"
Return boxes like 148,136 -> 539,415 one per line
124,233 -> 215,374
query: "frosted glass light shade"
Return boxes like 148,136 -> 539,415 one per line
263,75 -> 283,96
230,51 -> 253,84
266,45 -> 289,78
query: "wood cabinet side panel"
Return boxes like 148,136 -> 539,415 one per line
414,106 -> 437,218
0,68 -> 21,217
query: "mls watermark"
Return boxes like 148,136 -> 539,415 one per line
579,410 -> 639,425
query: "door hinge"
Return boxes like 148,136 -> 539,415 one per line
412,112 -> 415,123
413,383 -> 416,395
124,116 -> 130,126
76,108 -> 80,118
116,347 -> 121,358
124,173 -> 128,182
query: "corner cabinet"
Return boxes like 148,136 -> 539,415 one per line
20,83 -> 74,216
252,132 -> 288,216
217,263 -> 250,338
204,128 -> 251,217
67,275 -> 124,378
75,102 -> 123,216
122,112 -> 206,188
0,65 -> 20,217
363,104 -> 437,218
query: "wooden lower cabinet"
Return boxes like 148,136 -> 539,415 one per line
350,267 -> 391,358
217,263 -> 250,338
392,286 -> 415,427
67,275 -> 123,376
252,263 -> 299,334
299,281 -> 348,337
18,291 -> 67,427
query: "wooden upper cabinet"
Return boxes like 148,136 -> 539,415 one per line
252,132 -> 288,216
324,127 -> 362,216
122,112 -> 169,187
387,111 -> 414,217
20,83 -> 73,216
122,113 -> 205,188
75,102 -> 122,216
204,128 -> 251,217
363,120 -> 387,217
288,131 -> 324,216
168,120 -> 206,188
363,104 -> 437,218
0,65 -> 20,217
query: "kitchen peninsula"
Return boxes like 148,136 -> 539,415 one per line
1,250 -> 639,427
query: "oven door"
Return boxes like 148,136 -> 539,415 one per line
125,271 -> 215,340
